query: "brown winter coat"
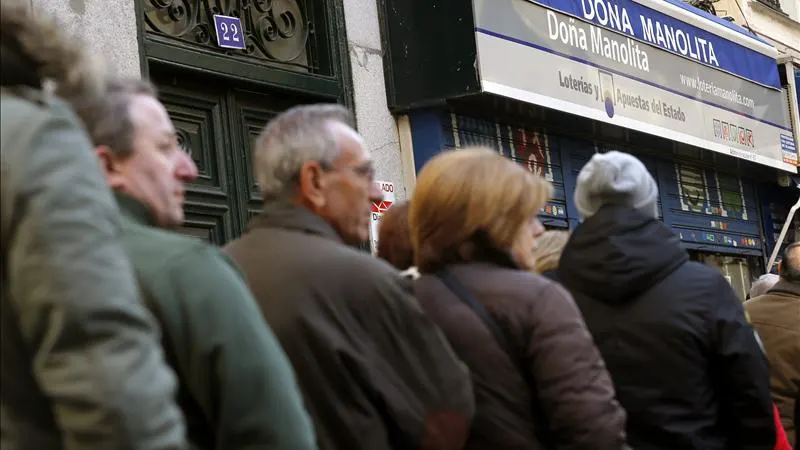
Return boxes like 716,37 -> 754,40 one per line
745,280 -> 800,447
224,201 -> 475,450
414,260 -> 629,450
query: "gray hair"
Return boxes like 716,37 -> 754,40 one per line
749,273 -> 779,299
254,104 -> 354,199
71,77 -> 158,157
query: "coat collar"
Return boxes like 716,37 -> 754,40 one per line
249,201 -> 343,244
114,191 -> 157,227
768,279 -> 800,297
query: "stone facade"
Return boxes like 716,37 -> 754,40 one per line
31,0 -> 408,202
714,0 -> 799,59
32,0 -> 140,77
341,0 -> 406,200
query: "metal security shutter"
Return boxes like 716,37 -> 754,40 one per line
444,113 -> 570,228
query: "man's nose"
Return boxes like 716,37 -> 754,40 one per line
368,183 -> 384,203
176,151 -> 199,182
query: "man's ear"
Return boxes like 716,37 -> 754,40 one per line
296,160 -> 328,209
95,145 -> 126,190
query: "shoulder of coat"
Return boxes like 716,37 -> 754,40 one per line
120,218 -> 209,265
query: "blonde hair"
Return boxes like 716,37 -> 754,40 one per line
410,147 -> 552,272
533,230 -> 570,273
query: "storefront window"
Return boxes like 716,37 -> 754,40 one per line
689,252 -> 763,302
715,173 -> 747,220
677,164 -> 708,214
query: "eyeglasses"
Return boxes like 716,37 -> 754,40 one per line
319,160 -> 375,183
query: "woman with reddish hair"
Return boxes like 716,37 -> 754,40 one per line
408,147 -> 629,449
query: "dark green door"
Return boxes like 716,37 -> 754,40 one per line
150,66 -> 315,245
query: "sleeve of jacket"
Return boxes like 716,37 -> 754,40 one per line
156,247 -> 317,450
523,282 -> 629,450
4,103 -> 186,449
711,276 -> 775,450
353,272 -> 475,450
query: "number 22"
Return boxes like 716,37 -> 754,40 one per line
219,22 -> 240,42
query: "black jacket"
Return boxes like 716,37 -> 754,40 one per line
540,269 -> 560,283
558,205 -> 775,450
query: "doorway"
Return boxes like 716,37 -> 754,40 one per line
688,251 -> 763,302
150,65 -> 317,244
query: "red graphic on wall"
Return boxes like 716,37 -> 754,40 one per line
371,200 -> 393,214
513,128 -> 553,182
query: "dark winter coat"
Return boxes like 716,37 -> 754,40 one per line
225,201 -> 475,450
558,205 -> 776,450
116,193 -> 315,450
414,258 -> 629,450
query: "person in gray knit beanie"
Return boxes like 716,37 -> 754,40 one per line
560,149 -> 776,449
574,150 -> 659,219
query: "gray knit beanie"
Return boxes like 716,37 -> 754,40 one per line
574,151 -> 659,219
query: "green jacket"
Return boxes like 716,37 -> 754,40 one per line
1,87 -> 186,449
115,193 -> 316,450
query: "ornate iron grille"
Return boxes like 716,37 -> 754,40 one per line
144,0 -> 316,72
756,0 -> 782,11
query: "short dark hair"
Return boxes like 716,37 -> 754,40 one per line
71,77 -> 158,157
377,202 -> 413,270
781,242 -> 800,283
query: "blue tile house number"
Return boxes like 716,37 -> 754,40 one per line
213,14 -> 246,50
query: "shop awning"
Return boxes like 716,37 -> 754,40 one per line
380,0 -> 797,172
657,0 -> 776,55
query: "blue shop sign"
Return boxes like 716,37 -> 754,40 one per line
528,0 -> 781,89
795,66 -> 800,114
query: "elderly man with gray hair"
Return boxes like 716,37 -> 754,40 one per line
225,104 -> 474,450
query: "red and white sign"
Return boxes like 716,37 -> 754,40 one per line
370,181 -> 396,254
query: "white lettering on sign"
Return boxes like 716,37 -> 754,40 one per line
581,0 -> 634,36
640,17 -> 718,67
578,0 -> 718,68
547,9 -> 649,73
370,180 -> 397,255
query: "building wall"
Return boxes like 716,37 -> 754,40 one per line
342,0 -> 406,201
32,0 -> 141,77
715,0 -> 799,58
31,0 -> 408,202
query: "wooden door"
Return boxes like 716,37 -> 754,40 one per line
151,66 -> 314,244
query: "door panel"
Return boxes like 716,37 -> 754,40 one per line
154,73 -> 239,245
229,88 -> 309,224
151,66 -> 319,244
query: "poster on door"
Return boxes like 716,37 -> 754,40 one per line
370,181 -> 396,254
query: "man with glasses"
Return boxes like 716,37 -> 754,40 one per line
73,77 -> 316,449
225,104 -> 474,450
